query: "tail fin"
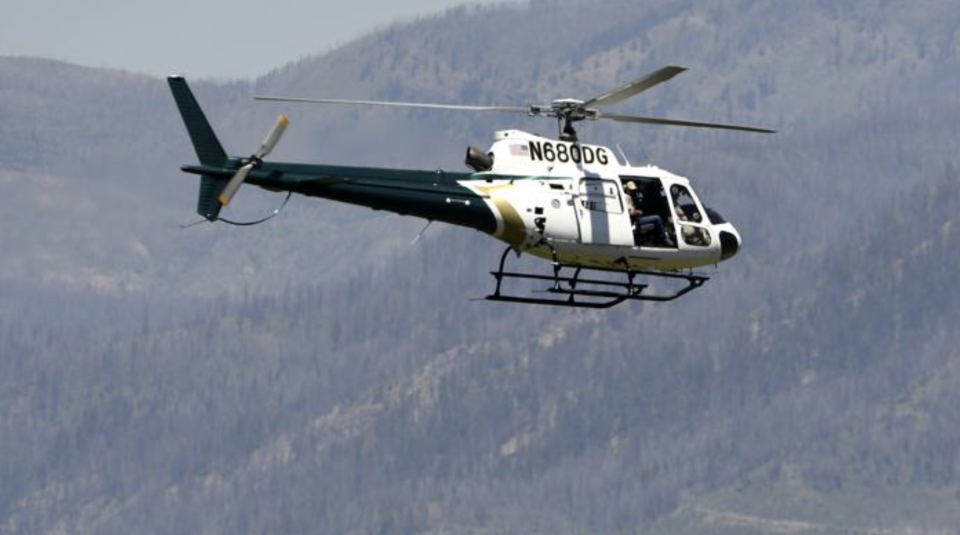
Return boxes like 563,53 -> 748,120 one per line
168,76 -> 228,220
167,76 -> 227,167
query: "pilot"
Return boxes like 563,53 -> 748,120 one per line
624,181 -> 666,245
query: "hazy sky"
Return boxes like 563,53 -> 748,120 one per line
0,0 -> 521,79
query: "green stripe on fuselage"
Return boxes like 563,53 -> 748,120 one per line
181,161 -> 498,234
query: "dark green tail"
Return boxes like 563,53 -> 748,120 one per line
167,76 -> 227,220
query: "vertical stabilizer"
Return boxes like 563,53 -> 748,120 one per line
168,76 -> 228,220
167,76 -> 227,167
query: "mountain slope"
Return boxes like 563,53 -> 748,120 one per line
4,170 -> 958,534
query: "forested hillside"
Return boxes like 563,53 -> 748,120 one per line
2,1 -> 960,534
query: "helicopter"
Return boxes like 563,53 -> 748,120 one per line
168,66 -> 774,308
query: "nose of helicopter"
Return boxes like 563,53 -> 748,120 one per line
719,227 -> 741,261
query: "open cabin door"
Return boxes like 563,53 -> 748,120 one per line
576,178 -> 633,246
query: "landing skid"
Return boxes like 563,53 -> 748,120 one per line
485,245 -> 709,309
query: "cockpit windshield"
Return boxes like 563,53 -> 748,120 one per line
704,207 -> 726,225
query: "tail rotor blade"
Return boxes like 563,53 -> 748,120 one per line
255,115 -> 289,159
217,116 -> 289,208
219,163 -> 254,206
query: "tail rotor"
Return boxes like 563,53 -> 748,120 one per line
218,115 -> 289,207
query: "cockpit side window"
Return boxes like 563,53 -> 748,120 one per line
669,185 -> 704,224
669,185 -> 713,247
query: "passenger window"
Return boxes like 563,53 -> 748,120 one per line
579,179 -> 623,214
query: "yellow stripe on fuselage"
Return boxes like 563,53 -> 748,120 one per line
471,184 -> 527,246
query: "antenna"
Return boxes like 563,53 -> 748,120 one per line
615,144 -> 631,166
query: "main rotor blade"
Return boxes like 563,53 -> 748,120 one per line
219,163 -> 254,206
255,96 -> 530,114
256,115 -> 289,159
582,66 -> 688,108
601,113 -> 776,133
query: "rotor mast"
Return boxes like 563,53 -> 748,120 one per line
547,99 -> 593,142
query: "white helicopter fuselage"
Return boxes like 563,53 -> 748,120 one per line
460,130 -> 741,271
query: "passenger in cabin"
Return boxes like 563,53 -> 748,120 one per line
624,181 -> 667,246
